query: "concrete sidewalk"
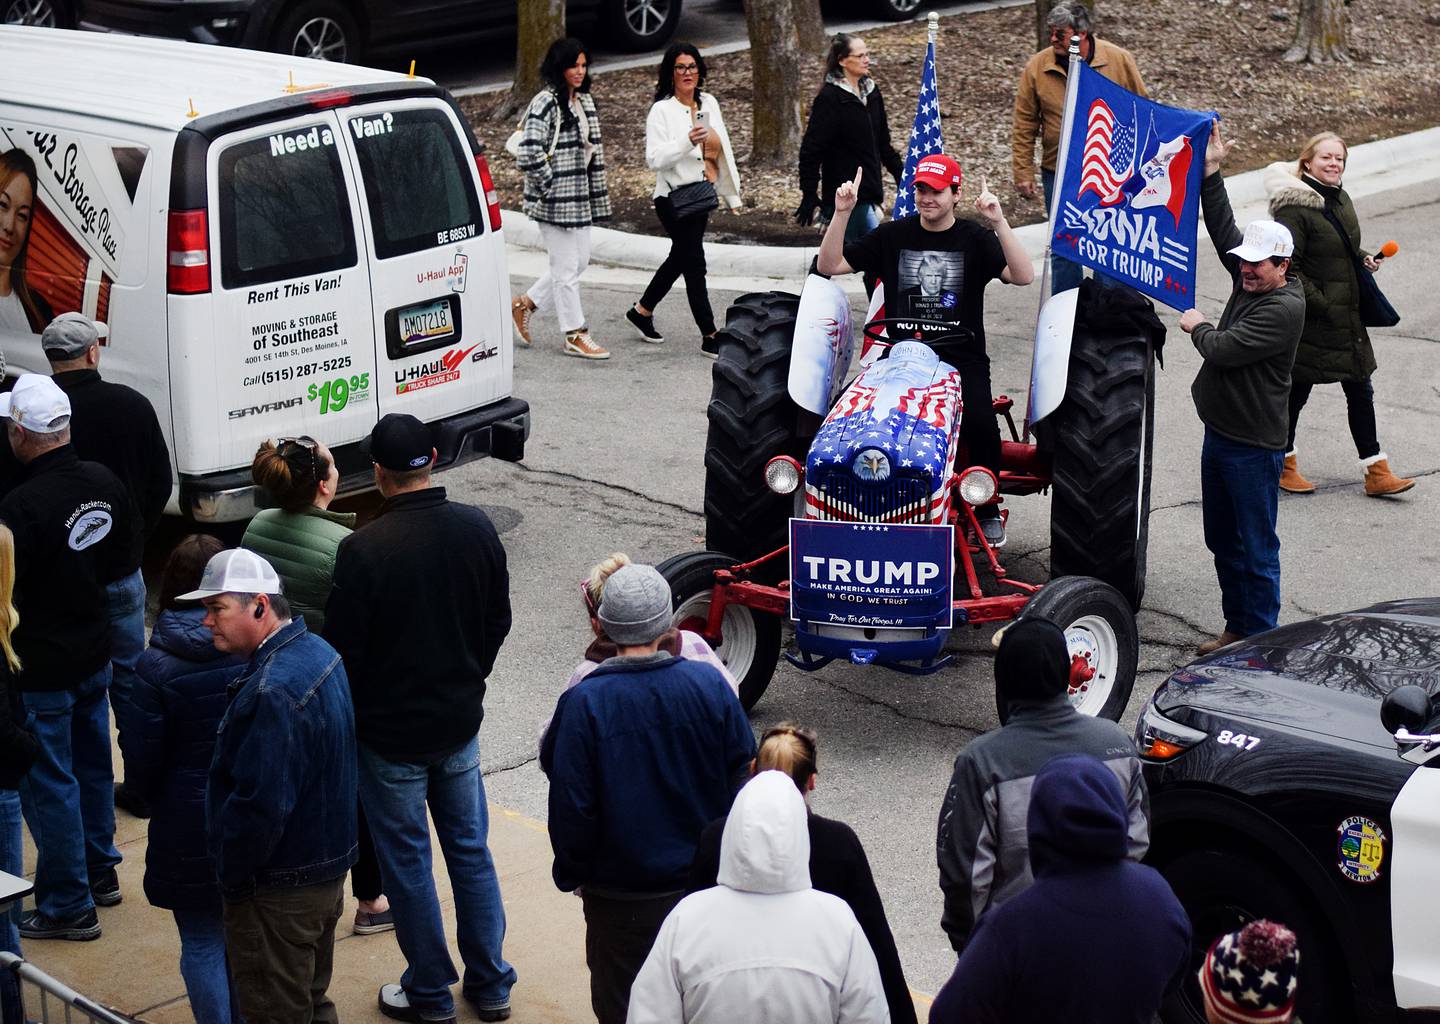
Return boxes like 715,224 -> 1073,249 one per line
14,730 -> 933,1022
13,727 -> 592,1023
500,125 -> 1440,283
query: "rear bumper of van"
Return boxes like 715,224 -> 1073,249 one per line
179,397 -> 531,522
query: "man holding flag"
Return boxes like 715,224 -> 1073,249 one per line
817,156 -> 1034,547
1180,122 -> 1305,655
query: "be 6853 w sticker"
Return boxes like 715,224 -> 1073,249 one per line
1336,815 -> 1387,884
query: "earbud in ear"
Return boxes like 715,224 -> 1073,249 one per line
254,602 -> 265,621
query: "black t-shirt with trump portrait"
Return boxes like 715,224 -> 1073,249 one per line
844,214 -> 1007,366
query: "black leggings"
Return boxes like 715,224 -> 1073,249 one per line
640,195 -> 716,336
1287,377 -> 1379,459
350,801 -> 383,902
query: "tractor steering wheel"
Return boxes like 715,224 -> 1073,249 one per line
862,317 -> 976,355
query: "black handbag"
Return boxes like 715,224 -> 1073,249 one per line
1320,207 -> 1400,328
669,180 -> 719,219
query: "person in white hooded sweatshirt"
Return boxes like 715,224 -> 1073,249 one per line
626,770 -> 890,1024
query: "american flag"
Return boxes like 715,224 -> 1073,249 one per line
892,38 -> 943,220
1078,98 -> 1138,207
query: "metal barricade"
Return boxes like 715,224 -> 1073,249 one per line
0,951 -> 135,1024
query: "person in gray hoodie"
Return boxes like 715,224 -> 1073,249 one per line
627,770 -> 889,1024
936,618 -> 1148,953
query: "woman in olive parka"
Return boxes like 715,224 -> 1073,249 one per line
1264,132 -> 1415,498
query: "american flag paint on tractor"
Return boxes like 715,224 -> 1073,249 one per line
806,342 -> 963,525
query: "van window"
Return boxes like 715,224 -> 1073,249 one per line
217,127 -> 357,289
348,108 -> 481,260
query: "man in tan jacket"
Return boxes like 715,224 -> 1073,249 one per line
1012,1 -> 1145,292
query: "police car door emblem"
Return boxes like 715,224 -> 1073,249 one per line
1336,815 -> 1387,884
67,509 -> 114,551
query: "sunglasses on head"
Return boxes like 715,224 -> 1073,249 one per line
276,435 -> 320,481
580,578 -> 599,617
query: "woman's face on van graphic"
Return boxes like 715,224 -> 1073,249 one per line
0,171 -> 35,272
564,55 -> 588,92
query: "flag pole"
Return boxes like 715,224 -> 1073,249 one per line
1022,33 -> 1084,440
928,9 -> 939,45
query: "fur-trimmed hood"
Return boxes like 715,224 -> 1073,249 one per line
1265,161 -> 1324,215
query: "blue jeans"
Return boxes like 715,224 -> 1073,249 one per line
357,737 -> 515,1016
19,666 -> 120,920
1,789 -> 22,1023
106,569 -> 147,768
1201,428 -> 1284,637
174,908 -> 240,1024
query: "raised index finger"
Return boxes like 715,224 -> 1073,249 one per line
980,174 -> 990,196
853,165 -> 864,188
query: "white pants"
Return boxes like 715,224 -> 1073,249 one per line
528,222 -> 591,334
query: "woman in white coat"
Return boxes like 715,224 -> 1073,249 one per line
626,43 -> 742,357
626,771 -> 890,1024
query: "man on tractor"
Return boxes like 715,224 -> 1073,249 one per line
817,154 -> 1034,547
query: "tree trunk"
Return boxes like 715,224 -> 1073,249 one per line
1284,0 -> 1350,63
493,0 -> 566,121
744,0 -> 804,168
795,0 -> 827,57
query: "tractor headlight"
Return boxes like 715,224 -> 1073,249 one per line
765,456 -> 802,495
958,466 -> 998,506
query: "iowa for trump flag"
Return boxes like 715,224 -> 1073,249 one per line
1052,62 -> 1215,310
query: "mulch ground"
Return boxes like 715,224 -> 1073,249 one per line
460,0 -> 1440,246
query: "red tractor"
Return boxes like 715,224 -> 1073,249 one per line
658,277 -> 1161,721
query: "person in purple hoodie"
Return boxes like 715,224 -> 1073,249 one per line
929,753 -> 1190,1024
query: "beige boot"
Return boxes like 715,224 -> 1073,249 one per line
1363,454 -> 1415,497
510,295 -> 536,346
1279,453 -> 1316,494
564,328 -> 610,360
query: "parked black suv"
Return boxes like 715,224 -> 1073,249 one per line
64,0 -> 680,62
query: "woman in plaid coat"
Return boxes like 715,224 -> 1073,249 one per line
511,38 -> 613,360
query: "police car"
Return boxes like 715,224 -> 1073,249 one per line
1135,599 -> 1440,1024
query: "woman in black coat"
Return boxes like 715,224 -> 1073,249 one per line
795,34 -> 905,242
127,534 -> 244,1024
688,723 -> 917,1024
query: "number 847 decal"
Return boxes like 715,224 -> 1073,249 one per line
1216,729 -> 1262,751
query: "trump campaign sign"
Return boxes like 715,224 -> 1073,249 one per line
790,519 -> 954,630
1052,62 -> 1215,310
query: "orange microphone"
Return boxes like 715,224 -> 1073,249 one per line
1377,240 -> 1399,261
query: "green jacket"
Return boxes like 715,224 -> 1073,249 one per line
1265,163 -> 1377,385
241,506 -> 356,634
1191,172 -> 1306,451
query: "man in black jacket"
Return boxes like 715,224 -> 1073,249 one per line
0,374 -> 136,940
325,413 -> 515,1024
44,312 -> 173,817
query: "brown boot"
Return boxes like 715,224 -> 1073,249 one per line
1279,454 -> 1315,494
1196,631 -> 1243,656
1363,455 -> 1415,497
510,295 -> 536,347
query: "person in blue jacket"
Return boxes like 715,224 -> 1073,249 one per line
127,534 -> 243,1024
541,563 -> 756,1024
929,753 -> 1191,1024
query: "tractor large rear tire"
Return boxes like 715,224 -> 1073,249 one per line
1045,317 -> 1155,611
704,292 -> 804,569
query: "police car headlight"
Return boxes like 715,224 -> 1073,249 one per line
765,456 -> 803,495
958,467 -> 998,506
1136,702 -> 1209,761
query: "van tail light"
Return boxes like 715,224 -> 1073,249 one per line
167,209 -> 211,294
475,155 -> 502,232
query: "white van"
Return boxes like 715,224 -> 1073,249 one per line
0,26 -> 527,520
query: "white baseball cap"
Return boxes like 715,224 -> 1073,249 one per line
1228,220 -> 1295,262
178,548 -> 284,601
0,373 -> 72,433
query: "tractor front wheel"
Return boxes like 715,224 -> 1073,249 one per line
657,552 -> 783,712
1007,576 -> 1138,722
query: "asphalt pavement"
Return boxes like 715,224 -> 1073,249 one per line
12,175 -> 1438,1021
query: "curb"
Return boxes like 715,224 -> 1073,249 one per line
502,125 -> 1440,281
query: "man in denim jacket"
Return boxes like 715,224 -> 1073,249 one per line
192,549 -> 357,1024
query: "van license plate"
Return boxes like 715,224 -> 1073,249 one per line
398,298 -> 455,348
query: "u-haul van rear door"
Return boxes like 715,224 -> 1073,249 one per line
334,99 -> 510,426
172,110 -> 377,475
